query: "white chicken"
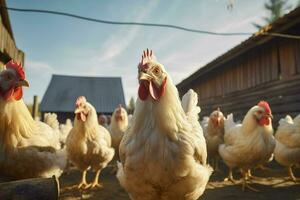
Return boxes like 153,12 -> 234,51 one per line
59,118 -> 73,147
66,96 -> 114,189
109,104 -> 128,160
117,49 -> 212,200
200,116 -> 209,130
0,61 -> 66,180
219,101 -> 275,191
274,114 -> 300,181
203,108 -> 225,171
43,113 -> 73,147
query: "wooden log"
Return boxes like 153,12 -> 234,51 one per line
32,95 -> 39,119
0,176 -> 59,200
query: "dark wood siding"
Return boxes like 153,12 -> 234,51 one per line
178,37 -> 300,125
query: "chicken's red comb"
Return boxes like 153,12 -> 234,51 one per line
5,60 -> 25,80
76,96 -> 87,107
138,49 -> 156,71
258,101 -> 271,114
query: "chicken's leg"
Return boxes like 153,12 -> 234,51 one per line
214,158 -> 222,173
247,169 -> 261,180
241,169 -> 259,192
288,166 -> 297,182
91,169 -> 103,188
78,170 -> 91,189
257,164 -> 272,171
224,168 -> 235,183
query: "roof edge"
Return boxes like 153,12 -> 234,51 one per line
177,6 -> 300,89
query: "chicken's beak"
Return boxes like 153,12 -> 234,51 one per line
265,113 -> 273,119
74,108 -> 83,114
268,113 -> 273,119
139,72 -> 152,81
15,79 -> 29,87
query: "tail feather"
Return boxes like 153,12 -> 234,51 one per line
279,115 -> 293,125
44,113 -> 59,131
200,116 -> 209,130
181,89 -> 201,122
59,119 -> 73,144
224,113 -> 236,133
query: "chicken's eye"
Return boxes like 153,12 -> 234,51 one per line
257,110 -> 263,115
4,73 -> 12,80
153,67 -> 161,75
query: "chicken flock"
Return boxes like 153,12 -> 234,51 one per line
0,50 -> 299,200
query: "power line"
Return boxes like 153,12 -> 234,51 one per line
1,6 -> 251,36
1,5 -> 300,39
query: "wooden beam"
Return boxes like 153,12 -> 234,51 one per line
0,176 -> 59,200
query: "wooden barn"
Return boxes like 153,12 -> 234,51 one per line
40,75 -> 126,123
0,0 -> 24,69
177,7 -> 300,124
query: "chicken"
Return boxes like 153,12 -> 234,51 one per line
0,60 -> 66,180
117,49 -> 212,200
109,104 -> 128,160
98,114 -> 108,127
274,114 -> 300,181
200,116 -> 209,129
107,115 -> 112,126
59,118 -> 73,146
218,101 -> 275,191
66,96 -> 114,189
44,113 -> 73,148
203,108 -> 225,171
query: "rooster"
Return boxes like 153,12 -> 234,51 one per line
0,61 -> 66,180
66,96 -> 114,189
203,108 -> 225,172
219,101 -> 275,191
274,115 -> 300,181
109,104 -> 128,160
117,49 -> 212,200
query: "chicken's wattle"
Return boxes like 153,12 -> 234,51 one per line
138,78 -> 167,101
115,115 -> 124,121
0,86 -> 23,101
138,81 -> 149,101
258,117 -> 270,126
77,112 -> 87,122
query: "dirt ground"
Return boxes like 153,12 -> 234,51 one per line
59,162 -> 300,200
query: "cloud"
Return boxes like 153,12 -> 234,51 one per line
26,60 -> 56,73
95,0 -> 159,64
215,15 -> 263,33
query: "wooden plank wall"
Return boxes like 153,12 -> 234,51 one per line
199,75 -> 300,125
179,38 -> 300,126
193,42 -> 281,100
0,15 -> 24,65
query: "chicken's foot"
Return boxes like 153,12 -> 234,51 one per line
224,169 -> 236,183
241,170 -> 259,192
288,166 -> 297,182
78,170 -> 91,189
91,169 -> 103,188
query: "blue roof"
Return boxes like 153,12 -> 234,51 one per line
40,75 -> 126,113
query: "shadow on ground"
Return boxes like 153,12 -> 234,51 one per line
59,163 -> 300,200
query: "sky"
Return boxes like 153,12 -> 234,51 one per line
6,0 -> 299,104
